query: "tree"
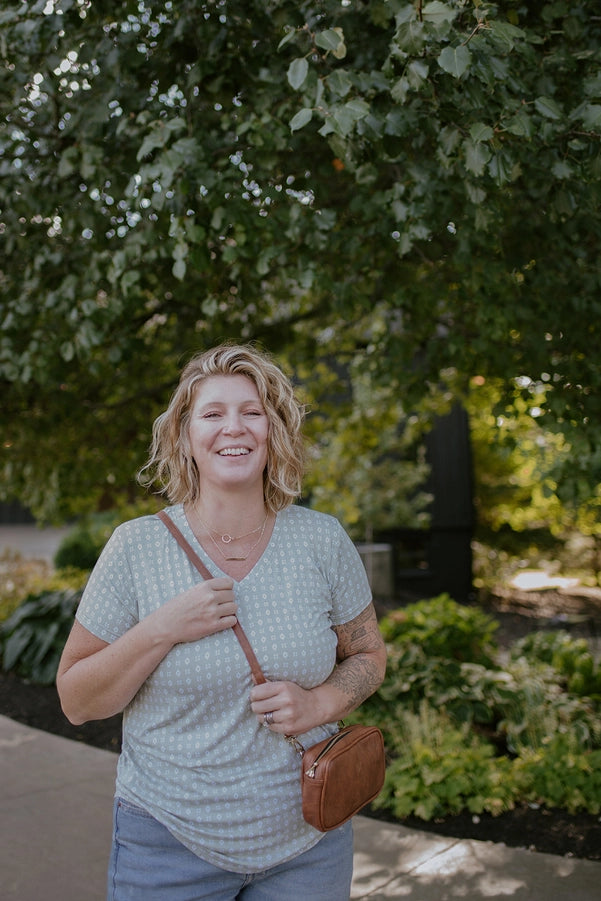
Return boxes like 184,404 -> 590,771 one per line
1,1 -> 600,520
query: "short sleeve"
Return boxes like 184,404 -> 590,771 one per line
75,522 -> 140,642
326,518 -> 373,626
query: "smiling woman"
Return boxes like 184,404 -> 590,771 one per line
56,342 -> 387,901
186,373 -> 270,505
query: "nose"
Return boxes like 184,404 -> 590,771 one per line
222,412 -> 245,435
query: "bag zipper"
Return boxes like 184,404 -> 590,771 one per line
305,729 -> 350,778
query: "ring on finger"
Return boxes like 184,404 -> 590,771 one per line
263,711 -> 275,727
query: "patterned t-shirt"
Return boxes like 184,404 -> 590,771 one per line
75,503 -> 372,872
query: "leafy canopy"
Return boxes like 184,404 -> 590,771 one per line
1,0 -> 600,520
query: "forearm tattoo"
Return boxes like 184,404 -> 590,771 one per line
328,606 -> 385,714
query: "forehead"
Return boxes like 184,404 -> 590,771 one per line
191,373 -> 261,407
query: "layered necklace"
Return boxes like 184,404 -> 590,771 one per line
193,509 -> 268,562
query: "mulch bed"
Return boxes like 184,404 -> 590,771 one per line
2,586 -> 601,861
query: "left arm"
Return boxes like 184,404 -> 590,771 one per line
250,603 -> 386,735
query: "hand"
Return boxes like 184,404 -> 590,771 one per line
250,680 -> 321,736
152,578 -> 237,647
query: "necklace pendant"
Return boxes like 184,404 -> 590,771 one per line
221,534 -> 233,544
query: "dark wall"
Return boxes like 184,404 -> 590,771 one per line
0,501 -> 35,524
377,405 -> 475,604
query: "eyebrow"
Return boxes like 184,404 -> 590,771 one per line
194,399 -> 264,411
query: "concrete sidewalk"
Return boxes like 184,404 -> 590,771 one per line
0,523 -> 71,564
1,715 -> 599,901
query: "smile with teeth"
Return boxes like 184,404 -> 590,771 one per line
218,447 -> 251,456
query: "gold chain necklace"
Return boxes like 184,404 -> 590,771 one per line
194,511 -> 268,562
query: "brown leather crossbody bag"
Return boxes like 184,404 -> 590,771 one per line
157,510 -> 386,832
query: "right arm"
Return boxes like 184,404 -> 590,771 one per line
56,577 -> 237,725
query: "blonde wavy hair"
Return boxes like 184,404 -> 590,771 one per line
138,343 -> 306,512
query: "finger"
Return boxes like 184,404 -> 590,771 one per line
208,577 -> 235,590
216,602 -> 238,618
213,614 -> 238,632
260,710 -> 277,728
249,682 -> 281,704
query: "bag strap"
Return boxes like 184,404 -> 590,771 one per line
156,510 -> 267,686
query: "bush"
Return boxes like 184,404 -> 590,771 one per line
0,550 -> 86,624
379,593 -> 499,667
53,503 -> 161,571
511,629 -> 601,699
0,588 -> 82,684
352,595 -> 601,821
515,734 -> 601,815
0,551 -> 53,623
373,702 -> 517,820
499,657 -> 601,753
53,512 -> 119,570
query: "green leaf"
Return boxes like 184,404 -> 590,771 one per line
422,1 -> 458,25
332,105 -> 357,136
437,45 -> 472,78
172,259 -> 186,280
315,28 -> 345,54
289,108 -> 313,132
407,60 -> 429,90
578,103 -> 601,130
489,20 -> 526,51
488,152 -> 513,185
505,109 -> 535,138
534,96 -> 563,120
327,70 -> 353,98
391,77 -> 410,104
393,20 -> 425,55
287,57 -> 308,90
136,130 -> 165,161
469,123 -> 494,143
344,99 -> 370,120
552,160 -> 573,179
58,147 -> 78,179
2,627 -> 33,671
463,139 -> 491,176
277,27 -> 297,50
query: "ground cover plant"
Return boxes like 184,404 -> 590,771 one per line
351,595 -> 601,822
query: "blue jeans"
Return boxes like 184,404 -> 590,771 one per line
107,798 -> 354,901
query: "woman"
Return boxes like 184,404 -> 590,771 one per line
57,343 -> 387,901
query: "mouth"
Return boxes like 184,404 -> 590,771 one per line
218,447 -> 251,457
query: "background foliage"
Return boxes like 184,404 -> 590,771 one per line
352,596 -> 601,820
1,1 -> 600,540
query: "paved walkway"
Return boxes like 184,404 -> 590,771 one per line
1,525 -> 600,898
1,715 -> 599,900
0,523 -> 71,563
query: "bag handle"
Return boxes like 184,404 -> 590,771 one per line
156,510 -> 267,686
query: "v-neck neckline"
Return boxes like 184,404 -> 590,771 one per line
178,505 -> 279,584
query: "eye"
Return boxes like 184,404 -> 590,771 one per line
202,410 -> 222,419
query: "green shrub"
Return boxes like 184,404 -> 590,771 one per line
53,503 -> 161,571
515,734 -> 601,815
379,594 -> 499,667
373,702 -> 517,821
511,629 -> 601,698
0,550 -> 86,624
351,596 -> 601,822
499,657 -> 601,753
369,644 -> 514,732
53,512 -> 119,570
363,626 -> 601,758
0,588 -> 81,684
0,551 -> 53,623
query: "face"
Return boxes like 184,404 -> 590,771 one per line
187,374 -> 269,494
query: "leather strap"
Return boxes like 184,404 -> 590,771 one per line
156,510 -> 267,685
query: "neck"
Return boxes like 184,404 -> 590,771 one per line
189,490 -> 267,536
